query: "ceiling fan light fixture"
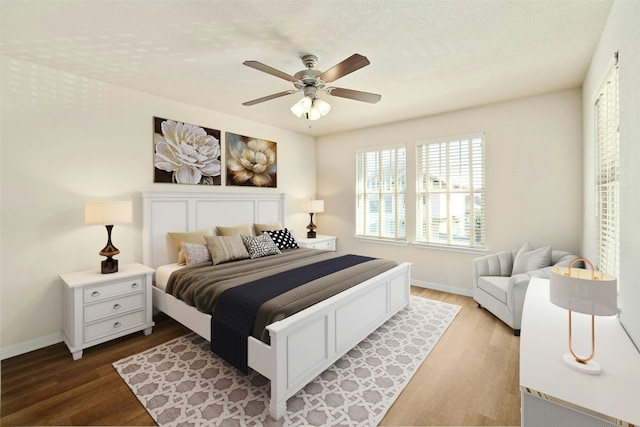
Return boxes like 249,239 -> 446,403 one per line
313,98 -> 331,116
290,96 -> 312,118
306,106 -> 322,121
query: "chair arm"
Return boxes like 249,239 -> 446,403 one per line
472,250 -> 514,286
507,268 -> 550,329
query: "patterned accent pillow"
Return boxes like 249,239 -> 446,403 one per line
265,228 -> 299,250
180,242 -> 212,266
204,234 -> 250,265
241,233 -> 281,259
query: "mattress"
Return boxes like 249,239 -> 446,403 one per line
154,263 -> 183,291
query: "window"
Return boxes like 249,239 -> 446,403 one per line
416,134 -> 485,249
595,58 -> 619,278
355,145 -> 406,240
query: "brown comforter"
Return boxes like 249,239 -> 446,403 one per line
165,248 -> 398,343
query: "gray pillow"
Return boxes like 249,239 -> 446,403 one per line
512,244 -> 552,275
181,242 -> 212,266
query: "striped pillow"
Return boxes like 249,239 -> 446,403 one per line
205,234 -> 250,265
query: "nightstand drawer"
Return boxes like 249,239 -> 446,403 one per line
84,310 -> 145,342
84,292 -> 145,323
83,278 -> 144,303
306,240 -> 335,250
297,235 -> 337,251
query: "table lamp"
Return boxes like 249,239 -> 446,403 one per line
549,258 -> 617,375
299,199 -> 324,238
85,201 -> 132,274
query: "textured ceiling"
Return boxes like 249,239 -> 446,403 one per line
0,0 -> 613,137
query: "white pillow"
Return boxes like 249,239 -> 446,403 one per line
512,244 -> 552,275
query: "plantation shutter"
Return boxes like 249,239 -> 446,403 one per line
596,59 -> 619,277
416,134 -> 485,248
355,145 -> 406,240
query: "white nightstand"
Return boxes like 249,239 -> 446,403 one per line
297,234 -> 337,251
60,263 -> 155,360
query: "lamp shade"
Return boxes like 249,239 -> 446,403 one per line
291,96 -> 312,118
313,98 -> 331,116
85,201 -> 132,225
299,199 -> 324,213
549,266 -> 617,316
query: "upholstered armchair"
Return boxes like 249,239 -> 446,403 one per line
472,243 -> 579,336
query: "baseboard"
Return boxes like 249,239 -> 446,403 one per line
412,279 -> 473,297
1,331 -> 63,360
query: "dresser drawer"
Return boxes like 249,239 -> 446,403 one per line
84,292 -> 144,323
84,310 -> 145,342
83,277 -> 144,303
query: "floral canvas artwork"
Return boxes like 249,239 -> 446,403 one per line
225,132 -> 277,188
153,117 -> 222,185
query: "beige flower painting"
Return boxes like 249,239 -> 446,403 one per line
225,132 -> 277,187
153,117 -> 222,185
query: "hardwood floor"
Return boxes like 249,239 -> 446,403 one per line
1,287 -> 520,426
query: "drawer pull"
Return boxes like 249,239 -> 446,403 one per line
91,291 -> 100,297
113,322 -> 122,329
113,303 -> 121,310
131,283 -> 139,289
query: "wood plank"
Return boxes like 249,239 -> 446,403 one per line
1,289 -> 521,426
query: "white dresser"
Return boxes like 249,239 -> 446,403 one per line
520,278 -> 640,427
60,263 -> 155,360
296,234 -> 337,251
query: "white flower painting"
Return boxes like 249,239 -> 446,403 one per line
153,117 -> 221,185
226,132 -> 277,188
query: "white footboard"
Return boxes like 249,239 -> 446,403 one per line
152,262 -> 412,420
247,262 -> 412,419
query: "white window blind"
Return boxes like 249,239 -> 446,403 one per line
416,134 -> 485,248
595,59 -> 619,278
355,145 -> 406,240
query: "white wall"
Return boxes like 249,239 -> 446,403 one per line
316,89 -> 583,293
582,0 -> 640,350
0,56 -> 316,357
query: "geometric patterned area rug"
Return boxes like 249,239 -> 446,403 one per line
113,296 -> 461,427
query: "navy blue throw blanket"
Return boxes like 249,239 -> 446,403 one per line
211,254 -> 375,373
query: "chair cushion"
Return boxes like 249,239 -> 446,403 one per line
478,276 -> 510,304
512,244 -> 552,275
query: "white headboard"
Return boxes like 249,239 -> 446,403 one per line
142,190 -> 286,269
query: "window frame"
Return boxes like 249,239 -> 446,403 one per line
355,144 -> 407,242
414,133 -> 486,252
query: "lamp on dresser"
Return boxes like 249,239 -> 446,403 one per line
300,199 -> 324,238
549,258 -> 617,375
85,200 -> 132,274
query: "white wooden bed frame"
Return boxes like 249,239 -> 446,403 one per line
142,190 -> 412,419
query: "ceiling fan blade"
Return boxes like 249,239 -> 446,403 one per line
318,54 -> 371,83
243,60 -> 300,83
242,90 -> 298,106
326,87 -> 381,104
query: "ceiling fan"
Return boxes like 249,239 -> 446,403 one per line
242,53 -> 381,120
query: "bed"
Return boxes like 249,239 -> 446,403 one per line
142,190 -> 412,419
